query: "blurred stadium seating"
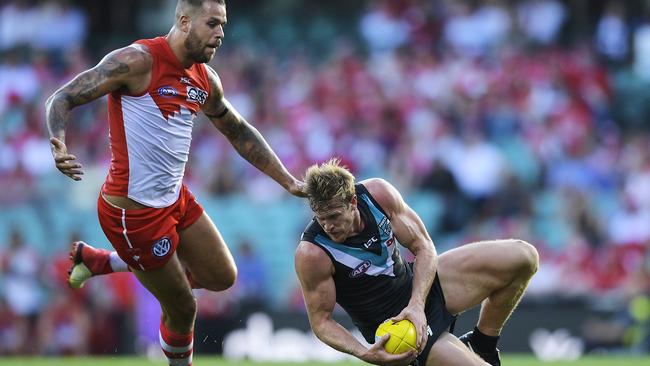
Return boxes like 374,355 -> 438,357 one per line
0,0 -> 649,358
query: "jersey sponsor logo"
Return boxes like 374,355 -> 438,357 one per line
179,77 -> 192,84
364,236 -> 378,249
157,86 -> 178,97
378,216 -> 393,237
349,259 -> 372,278
152,237 -> 172,258
186,86 -> 208,105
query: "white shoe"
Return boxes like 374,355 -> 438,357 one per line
67,242 -> 93,289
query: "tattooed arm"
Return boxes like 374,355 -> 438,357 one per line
202,65 -> 305,196
45,45 -> 151,180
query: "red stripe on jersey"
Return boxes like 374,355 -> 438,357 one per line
104,93 -> 129,197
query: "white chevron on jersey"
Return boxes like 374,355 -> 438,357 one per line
121,94 -> 195,207
319,242 -> 396,277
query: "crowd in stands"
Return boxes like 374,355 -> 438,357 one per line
1,0 -> 650,355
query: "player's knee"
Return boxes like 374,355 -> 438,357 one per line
219,264 -> 237,290
203,264 -> 237,291
513,240 -> 539,277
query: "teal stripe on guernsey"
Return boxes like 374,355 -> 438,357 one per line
359,193 -> 392,243
314,234 -> 391,269
359,193 -> 384,225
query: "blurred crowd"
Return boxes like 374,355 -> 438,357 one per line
1,0 -> 650,355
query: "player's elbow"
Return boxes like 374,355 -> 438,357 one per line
412,241 -> 437,262
309,314 -> 331,341
46,90 -> 71,112
45,92 -> 59,110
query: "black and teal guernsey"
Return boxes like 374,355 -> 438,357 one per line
301,183 -> 413,342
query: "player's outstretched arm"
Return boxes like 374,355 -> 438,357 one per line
202,65 -> 305,196
362,178 -> 438,353
45,45 -> 151,180
295,241 -> 416,366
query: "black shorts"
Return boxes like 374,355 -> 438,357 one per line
413,273 -> 456,366
361,271 -> 456,366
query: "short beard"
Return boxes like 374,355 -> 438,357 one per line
184,29 -> 210,64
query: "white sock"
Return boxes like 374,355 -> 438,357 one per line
109,251 -> 129,272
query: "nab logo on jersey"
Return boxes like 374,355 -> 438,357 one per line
349,260 -> 372,278
152,237 -> 171,258
186,86 -> 207,105
157,86 -> 178,98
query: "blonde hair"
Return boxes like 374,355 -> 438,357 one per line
305,158 -> 356,212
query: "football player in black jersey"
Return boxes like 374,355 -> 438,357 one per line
295,159 -> 539,366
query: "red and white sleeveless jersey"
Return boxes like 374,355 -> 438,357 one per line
102,37 -> 210,208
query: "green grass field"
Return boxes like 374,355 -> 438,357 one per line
0,356 -> 648,366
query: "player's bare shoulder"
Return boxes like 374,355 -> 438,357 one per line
101,43 -> 153,94
119,43 -> 153,71
296,240 -> 328,264
201,65 -> 231,119
204,65 -> 225,100
49,43 -> 154,108
360,178 -> 404,215
295,241 -> 334,277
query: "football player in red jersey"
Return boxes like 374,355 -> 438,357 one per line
45,1 -> 304,365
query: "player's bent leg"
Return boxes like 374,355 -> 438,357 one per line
425,332 -> 490,366
132,252 -> 197,332
132,252 -> 196,366
436,239 -> 538,365
176,212 -> 237,292
459,330 -> 501,366
437,239 -> 538,320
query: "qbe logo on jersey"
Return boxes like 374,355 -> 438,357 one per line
186,86 -> 207,105
152,237 -> 172,258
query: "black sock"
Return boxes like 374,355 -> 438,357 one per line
471,326 -> 499,353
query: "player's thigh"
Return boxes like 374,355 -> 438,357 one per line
426,332 -> 490,366
437,239 -> 538,315
176,211 -> 237,290
131,252 -> 195,321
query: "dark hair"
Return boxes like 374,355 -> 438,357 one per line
179,0 -> 225,6
176,0 -> 225,19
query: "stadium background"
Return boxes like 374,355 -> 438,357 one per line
0,0 -> 649,363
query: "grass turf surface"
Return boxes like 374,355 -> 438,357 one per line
0,356 -> 648,365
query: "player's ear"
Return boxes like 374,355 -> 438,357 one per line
178,14 -> 191,33
350,195 -> 357,207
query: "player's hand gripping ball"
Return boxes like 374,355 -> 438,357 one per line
375,319 -> 417,354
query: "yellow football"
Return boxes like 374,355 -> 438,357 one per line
375,319 -> 417,354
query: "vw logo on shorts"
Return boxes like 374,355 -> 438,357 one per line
152,237 -> 172,258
